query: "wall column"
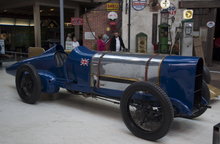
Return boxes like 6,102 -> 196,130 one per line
60,0 -> 64,47
74,8 -> 80,39
207,8 -> 217,66
33,4 -> 41,47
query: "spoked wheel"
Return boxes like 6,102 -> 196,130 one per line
16,64 -> 41,104
120,81 -> 174,141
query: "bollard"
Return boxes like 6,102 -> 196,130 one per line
213,123 -> 220,144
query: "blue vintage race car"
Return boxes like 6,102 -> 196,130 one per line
6,45 -> 210,141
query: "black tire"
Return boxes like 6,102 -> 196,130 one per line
183,80 -> 210,119
120,81 -> 174,141
16,64 -> 41,104
66,89 -> 79,94
203,65 -> 211,84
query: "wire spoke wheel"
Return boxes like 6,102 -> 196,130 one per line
120,81 -> 173,141
128,91 -> 163,132
19,72 -> 34,98
16,64 -> 41,104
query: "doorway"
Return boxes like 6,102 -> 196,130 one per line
213,8 -> 220,65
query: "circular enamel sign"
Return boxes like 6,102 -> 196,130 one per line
207,21 -> 215,28
108,12 -> 118,20
106,27 -> 110,31
132,0 -> 147,11
160,0 -> 170,9
167,3 -> 176,19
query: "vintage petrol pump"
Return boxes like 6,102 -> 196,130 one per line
158,9 -> 169,54
180,16 -> 194,56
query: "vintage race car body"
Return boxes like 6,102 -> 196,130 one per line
6,44 -> 210,141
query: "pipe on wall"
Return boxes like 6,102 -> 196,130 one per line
128,0 -> 131,50
60,0 -> 64,47
151,0 -> 158,7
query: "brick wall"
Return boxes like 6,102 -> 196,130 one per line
83,0 -> 122,50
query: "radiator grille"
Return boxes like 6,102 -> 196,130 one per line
194,58 -> 203,105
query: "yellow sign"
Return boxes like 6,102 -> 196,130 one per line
50,23 -> 54,28
183,10 -> 193,19
106,27 -> 111,31
137,36 -> 147,53
107,3 -> 119,11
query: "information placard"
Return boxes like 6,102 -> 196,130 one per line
85,32 -> 95,40
71,17 -> 83,25
66,41 -> 73,50
0,39 -> 5,54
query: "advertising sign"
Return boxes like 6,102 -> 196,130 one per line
71,17 -> 83,25
106,27 -> 111,31
110,22 -> 116,25
183,10 -> 193,20
161,3 -> 176,19
107,3 -> 119,11
108,12 -> 118,20
0,39 -> 5,54
136,32 -> 147,53
167,3 -> 176,19
132,0 -> 147,11
207,21 -> 215,28
160,0 -> 170,9
66,41 -> 73,50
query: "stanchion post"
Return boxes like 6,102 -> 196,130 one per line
213,123 -> 220,144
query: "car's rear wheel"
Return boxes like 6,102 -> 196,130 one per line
16,64 -> 41,104
120,81 -> 174,141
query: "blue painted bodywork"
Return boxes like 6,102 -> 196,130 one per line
6,45 -> 208,116
160,56 -> 203,112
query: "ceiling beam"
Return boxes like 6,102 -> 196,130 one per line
0,13 -> 34,19
0,0 -> 34,10
36,0 -> 79,9
71,0 -> 91,2
0,0 -> 80,11
179,1 -> 220,9
71,0 -> 108,3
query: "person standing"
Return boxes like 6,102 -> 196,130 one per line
110,30 -> 126,52
66,33 -> 72,41
97,34 -> 106,51
72,37 -> 80,49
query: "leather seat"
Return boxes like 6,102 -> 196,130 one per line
54,52 -> 68,67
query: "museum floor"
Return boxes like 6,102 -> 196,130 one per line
0,61 -> 220,144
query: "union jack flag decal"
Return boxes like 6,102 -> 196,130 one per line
80,58 -> 89,66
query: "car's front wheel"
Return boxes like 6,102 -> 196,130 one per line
16,64 -> 41,104
120,81 -> 174,141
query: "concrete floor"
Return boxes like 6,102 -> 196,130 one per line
0,62 -> 220,144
